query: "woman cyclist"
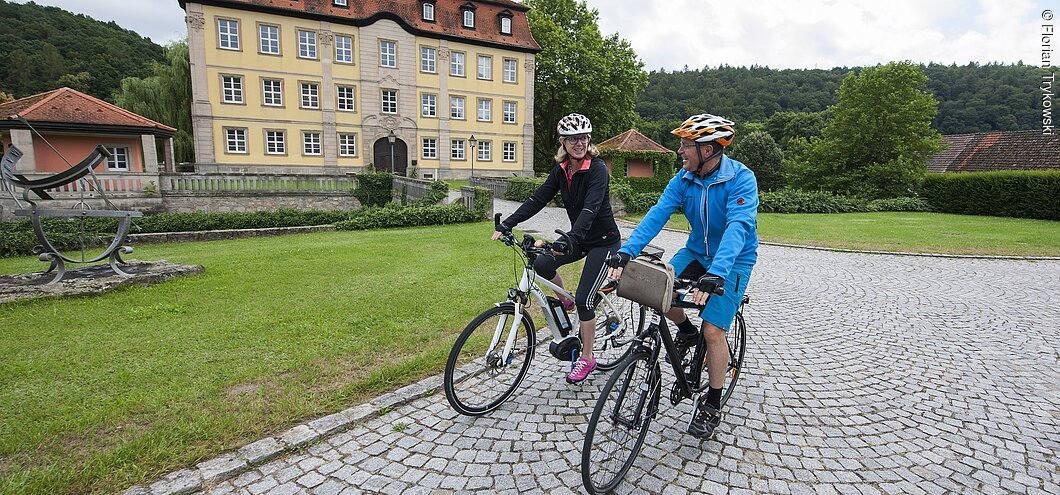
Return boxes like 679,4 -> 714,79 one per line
492,113 -> 620,384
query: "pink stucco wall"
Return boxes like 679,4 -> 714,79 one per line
2,133 -> 144,173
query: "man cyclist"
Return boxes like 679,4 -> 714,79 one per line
608,113 -> 759,439
493,113 -> 621,384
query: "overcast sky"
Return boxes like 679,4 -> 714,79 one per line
13,0 -> 1051,71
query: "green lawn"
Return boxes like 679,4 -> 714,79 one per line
0,223 -> 580,494
622,212 -> 1060,257
445,179 -> 470,190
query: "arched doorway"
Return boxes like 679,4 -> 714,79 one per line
373,137 -> 408,175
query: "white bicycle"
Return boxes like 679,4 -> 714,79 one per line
442,215 -> 647,416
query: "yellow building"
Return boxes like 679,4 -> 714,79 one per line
178,0 -> 540,179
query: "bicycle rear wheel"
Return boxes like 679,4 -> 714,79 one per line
443,305 -> 536,416
592,295 -> 646,371
719,310 -> 747,408
581,351 -> 661,494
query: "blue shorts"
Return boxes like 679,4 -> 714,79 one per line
669,248 -> 753,331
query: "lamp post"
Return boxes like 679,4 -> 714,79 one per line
387,130 -> 396,174
468,134 -> 477,180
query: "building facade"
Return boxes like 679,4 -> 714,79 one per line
179,0 -> 540,179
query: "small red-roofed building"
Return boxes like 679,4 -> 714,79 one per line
927,131 -> 1060,173
596,129 -> 674,178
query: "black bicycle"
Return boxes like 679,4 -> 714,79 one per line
580,275 -> 749,494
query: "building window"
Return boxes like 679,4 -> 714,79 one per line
503,141 -> 516,162
422,2 -> 435,21
382,90 -> 398,113
477,98 -> 491,121
262,79 -> 283,106
338,133 -> 357,156
222,75 -> 243,103
225,128 -> 247,153
463,9 -> 475,28
337,85 -> 355,111
303,132 -> 322,155
477,55 -> 492,80
422,138 -> 437,159
265,130 -> 286,154
333,0 -> 348,6
451,139 -> 465,160
503,58 -> 517,83
450,96 -> 465,119
380,40 -> 396,67
106,146 -> 129,171
298,30 -> 317,59
450,51 -> 465,76
420,46 -> 436,73
300,82 -> 319,109
421,93 -> 437,117
218,19 -> 239,50
500,16 -> 512,35
477,140 -> 491,161
335,35 -> 353,63
503,101 -> 517,123
259,24 -> 279,54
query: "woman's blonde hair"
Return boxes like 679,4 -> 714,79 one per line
554,137 -> 600,163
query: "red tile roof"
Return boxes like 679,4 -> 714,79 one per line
928,131 -> 1060,173
597,129 -> 671,154
0,87 -> 177,135
183,0 -> 540,52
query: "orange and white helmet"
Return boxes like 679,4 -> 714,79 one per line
557,113 -> 593,136
671,114 -> 736,147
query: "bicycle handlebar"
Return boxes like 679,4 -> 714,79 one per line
493,213 -> 557,257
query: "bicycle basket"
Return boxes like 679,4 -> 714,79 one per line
616,255 -> 675,313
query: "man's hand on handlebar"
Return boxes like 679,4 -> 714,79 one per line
691,273 -> 724,306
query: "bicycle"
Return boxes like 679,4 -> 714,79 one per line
442,215 -> 648,416
580,267 -> 749,495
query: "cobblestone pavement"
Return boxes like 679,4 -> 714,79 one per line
196,200 -> 1059,495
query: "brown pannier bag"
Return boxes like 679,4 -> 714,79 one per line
616,255 -> 675,313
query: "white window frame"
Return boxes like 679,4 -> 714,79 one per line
106,146 -> 130,171
463,9 -> 475,28
298,30 -> 318,59
420,46 -> 436,73
503,58 -> 517,83
421,93 -> 437,117
451,139 -> 466,160
265,130 -> 286,155
450,96 -> 465,119
500,16 -> 512,35
336,85 -> 355,111
422,138 -> 438,159
259,24 -> 279,55
477,98 -> 491,122
381,90 -> 398,114
503,141 -> 517,162
302,131 -> 322,156
300,82 -> 320,109
338,133 -> 358,157
334,0 -> 348,6
450,51 -> 465,77
477,140 -> 491,161
423,2 -> 435,21
262,79 -> 283,107
225,128 -> 247,154
477,54 -> 492,80
503,101 -> 517,124
218,19 -> 239,50
335,35 -> 353,63
380,40 -> 396,67
222,75 -> 244,104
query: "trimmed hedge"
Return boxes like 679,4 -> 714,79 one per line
504,176 -> 563,207
334,204 -> 482,230
622,176 -> 669,194
354,172 -> 393,207
920,170 -> 1060,220
759,188 -> 931,214
413,180 -> 450,206
609,179 -> 660,214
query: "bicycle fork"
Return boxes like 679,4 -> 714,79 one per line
608,353 -> 660,430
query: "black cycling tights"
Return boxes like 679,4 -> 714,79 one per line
533,240 -> 621,322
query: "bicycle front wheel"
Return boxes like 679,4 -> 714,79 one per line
592,295 -> 647,371
443,305 -> 536,416
581,351 -> 661,495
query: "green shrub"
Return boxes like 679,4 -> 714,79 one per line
866,197 -> 931,212
414,180 -> 449,206
622,176 -> 669,194
354,172 -> 394,207
504,176 -> 563,206
335,204 -> 482,230
759,188 -> 870,213
920,170 -> 1060,220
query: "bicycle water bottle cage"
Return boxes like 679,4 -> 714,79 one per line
549,336 -> 581,361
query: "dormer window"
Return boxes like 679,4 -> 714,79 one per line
422,1 -> 436,21
499,10 -> 513,35
461,2 -> 476,28
333,0 -> 348,6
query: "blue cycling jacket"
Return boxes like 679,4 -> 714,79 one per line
619,155 -> 759,280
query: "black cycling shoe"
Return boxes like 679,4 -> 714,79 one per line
687,396 -> 722,439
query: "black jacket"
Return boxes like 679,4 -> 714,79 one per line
503,157 -> 620,249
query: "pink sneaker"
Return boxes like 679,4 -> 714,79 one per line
561,298 -> 576,313
566,357 -> 597,383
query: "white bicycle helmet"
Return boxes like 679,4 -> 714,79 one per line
557,113 -> 593,136
671,114 -> 736,147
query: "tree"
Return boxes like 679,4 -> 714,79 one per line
114,41 -> 194,163
526,0 -> 647,173
789,62 -> 942,199
730,131 -> 784,192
